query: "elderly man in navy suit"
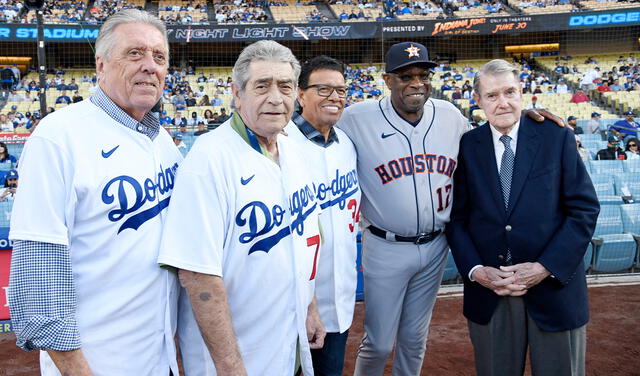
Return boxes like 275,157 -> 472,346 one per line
446,59 -> 599,376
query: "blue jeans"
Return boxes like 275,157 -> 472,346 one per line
311,330 -> 349,376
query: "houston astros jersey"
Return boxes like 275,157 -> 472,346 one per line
337,96 -> 468,236
284,121 -> 361,333
9,99 -> 182,375
158,120 -> 321,376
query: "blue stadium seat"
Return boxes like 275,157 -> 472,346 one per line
582,140 -> 607,152
591,205 -> 636,272
590,160 -> 624,174
614,173 -> 640,197
579,134 -> 603,142
584,242 -> 593,272
6,143 -> 24,160
0,200 -> 13,228
442,249 -> 458,282
620,203 -> 640,267
623,159 -> 640,173
590,174 -> 615,196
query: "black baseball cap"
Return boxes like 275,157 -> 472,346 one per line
385,42 -> 437,73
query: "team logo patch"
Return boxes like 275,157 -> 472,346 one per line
241,174 -> 255,185
101,145 -> 120,158
404,44 -> 421,58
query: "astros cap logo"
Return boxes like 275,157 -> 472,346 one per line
404,44 -> 421,58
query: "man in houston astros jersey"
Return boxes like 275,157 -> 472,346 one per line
158,40 -> 324,376
8,9 -> 181,376
337,42 -> 560,375
285,55 -> 361,376
337,41 -> 467,376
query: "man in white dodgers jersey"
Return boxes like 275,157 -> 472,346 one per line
8,9 -> 181,376
158,40 -> 324,376
284,55 -> 361,376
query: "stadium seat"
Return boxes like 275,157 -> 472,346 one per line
0,200 -> 13,227
623,159 -> 640,173
442,249 -> 458,282
591,205 -> 636,272
590,160 -> 624,174
590,173 -> 622,205
614,173 -> 640,197
620,203 -> 640,268
584,242 -> 593,272
579,134 -> 603,142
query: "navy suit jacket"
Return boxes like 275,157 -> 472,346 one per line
445,116 -> 599,331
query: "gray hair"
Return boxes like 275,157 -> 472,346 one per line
473,59 -> 519,95
231,40 -> 300,109
95,9 -> 169,62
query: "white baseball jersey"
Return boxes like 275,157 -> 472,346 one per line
9,99 -> 182,375
158,120 -> 321,376
337,97 -> 468,235
284,122 -> 361,333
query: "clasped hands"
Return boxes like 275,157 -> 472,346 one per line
472,262 -> 551,296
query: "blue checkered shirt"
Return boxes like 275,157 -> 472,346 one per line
9,88 -> 160,351
291,111 -> 339,148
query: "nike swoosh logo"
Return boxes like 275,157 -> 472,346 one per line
101,145 -> 120,158
241,174 -> 255,185
381,132 -> 396,139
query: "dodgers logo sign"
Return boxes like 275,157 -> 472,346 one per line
102,163 -> 179,233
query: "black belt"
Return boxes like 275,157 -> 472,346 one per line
368,225 -> 441,245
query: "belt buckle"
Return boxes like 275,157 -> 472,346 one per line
414,232 -> 429,245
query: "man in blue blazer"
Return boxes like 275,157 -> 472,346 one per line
446,59 -> 599,376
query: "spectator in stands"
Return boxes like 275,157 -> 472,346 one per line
586,112 -> 601,134
194,121 -> 209,136
570,88 -> 589,104
196,73 -> 207,83
188,111 -> 203,126
575,136 -> 591,162
624,137 -> 640,160
175,123 -> 191,139
610,79 -> 623,92
197,94 -> 211,107
0,114 -> 12,132
159,110 -> 172,126
596,135 -> 626,160
525,95 -> 544,110
218,107 -> 231,123
55,90 -> 72,104
172,93 -> 187,110
172,133 -> 187,155
0,169 -> 18,201
56,79 -> 68,91
451,87 -> 462,100
567,115 -> 582,134
172,110 -> 188,126
67,78 -> 79,91
72,91 -> 84,103
88,81 -> 99,94
185,92 -> 197,107
211,93 -> 222,106
609,110 -> 639,142
584,56 -> 597,64
0,142 -> 17,170
597,81 -> 611,93
195,85 -> 207,98
440,81 -> 454,92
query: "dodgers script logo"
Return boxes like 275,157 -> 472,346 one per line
235,169 -> 359,255
236,184 -> 317,254
102,163 -> 179,233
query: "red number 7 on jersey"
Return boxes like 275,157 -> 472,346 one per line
307,234 -> 320,281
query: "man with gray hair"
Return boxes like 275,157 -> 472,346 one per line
446,59 -> 598,376
158,40 -> 324,375
8,9 -> 181,375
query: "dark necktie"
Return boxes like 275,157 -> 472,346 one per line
499,135 -> 514,264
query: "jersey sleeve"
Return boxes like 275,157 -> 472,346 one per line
158,147 -> 228,277
10,135 -> 75,246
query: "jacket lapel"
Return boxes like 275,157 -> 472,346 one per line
507,118 -> 540,218
475,124 -> 506,213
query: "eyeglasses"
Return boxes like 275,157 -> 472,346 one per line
388,71 -> 434,83
629,144 -> 638,147
304,84 -> 348,98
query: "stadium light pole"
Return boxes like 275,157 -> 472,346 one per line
24,0 -> 47,117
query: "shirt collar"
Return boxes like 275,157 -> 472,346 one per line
490,120 -> 520,146
90,86 -> 160,140
292,110 -> 339,148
